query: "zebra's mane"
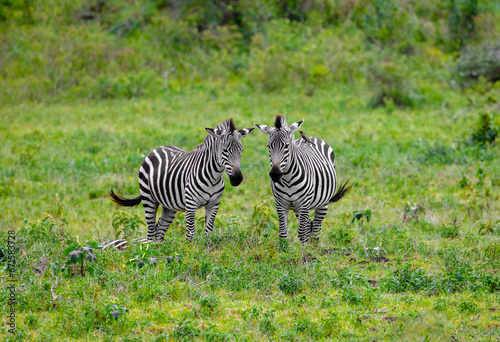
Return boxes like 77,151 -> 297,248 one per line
274,115 -> 287,129
216,118 -> 236,133
196,118 -> 236,150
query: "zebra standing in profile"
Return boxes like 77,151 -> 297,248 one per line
108,118 -> 254,243
254,115 -> 351,243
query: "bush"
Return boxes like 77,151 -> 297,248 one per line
198,294 -> 220,311
454,42 -> 500,84
293,317 -> 320,338
448,0 -> 478,50
342,287 -> 367,305
470,111 -> 498,146
416,143 -> 463,165
278,273 -> 303,295
440,225 -> 460,239
354,0 -> 415,52
19,215 -> 70,248
173,319 -> 200,339
245,44 -> 292,91
458,300 -> 480,313
259,311 -> 277,335
369,61 -> 421,108
381,263 -> 434,293
111,211 -> 145,240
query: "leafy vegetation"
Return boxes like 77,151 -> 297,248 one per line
1,0 -> 500,340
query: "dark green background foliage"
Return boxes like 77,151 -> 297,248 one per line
1,0 -> 500,341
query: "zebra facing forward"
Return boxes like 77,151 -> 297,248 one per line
255,115 -> 351,243
109,118 -> 254,242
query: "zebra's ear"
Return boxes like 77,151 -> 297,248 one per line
206,127 -> 223,137
254,123 -> 274,135
237,127 -> 254,139
288,119 -> 304,133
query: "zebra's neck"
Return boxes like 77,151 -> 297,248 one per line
198,135 -> 225,175
283,141 -> 300,174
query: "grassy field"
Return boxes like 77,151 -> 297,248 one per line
1,0 -> 500,341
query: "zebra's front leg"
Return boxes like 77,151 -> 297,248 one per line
155,208 -> 177,242
311,205 -> 328,239
204,201 -> 220,235
185,207 -> 197,242
297,208 -> 312,244
276,203 -> 290,239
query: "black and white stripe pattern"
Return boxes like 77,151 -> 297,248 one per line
108,118 -> 254,243
255,115 -> 351,243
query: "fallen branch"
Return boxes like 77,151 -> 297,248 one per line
375,305 -> 398,313
193,270 -> 214,287
168,267 -> 191,284
49,275 -> 89,305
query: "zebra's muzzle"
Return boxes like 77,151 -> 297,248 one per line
229,168 -> 243,186
269,165 -> 282,183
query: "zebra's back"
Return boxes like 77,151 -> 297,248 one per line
139,146 -> 192,211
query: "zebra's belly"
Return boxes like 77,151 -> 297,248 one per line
147,173 -> 187,212
273,178 -> 335,210
156,191 -> 186,212
191,184 -> 225,209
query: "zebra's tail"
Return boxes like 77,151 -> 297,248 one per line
109,189 -> 142,207
330,180 -> 352,203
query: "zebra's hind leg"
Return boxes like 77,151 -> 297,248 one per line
143,199 -> 159,241
204,202 -> 220,235
155,207 -> 176,241
311,206 -> 328,241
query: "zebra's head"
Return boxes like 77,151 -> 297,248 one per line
206,118 -> 254,187
254,115 -> 304,184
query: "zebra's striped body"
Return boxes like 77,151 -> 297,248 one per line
110,119 -> 253,242
255,115 -> 351,243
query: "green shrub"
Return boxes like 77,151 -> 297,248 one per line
111,211 -> 145,240
448,0 -> 478,50
19,215 -> 70,248
95,72 -> 163,100
458,300 -> 480,313
455,42 -> 500,84
369,61 -> 421,108
470,111 -> 498,146
440,225 -> 460,239
105,303 -> 129,322
415,143 -> 465,165
0,0 -> 34,23
259,310 -> 277,335
245,44 -> 292,91
341,287 -> 365,305
331,268 -> 368,288
172,319 -> 200,339
198,294 -> 220,311
328,226 -> 355,245
381,263 -> 434,293
278,273 -> 303,295
354,0 -> 415,52
293,317 -> 320,338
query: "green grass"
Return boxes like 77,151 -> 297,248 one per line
1,87 -> 499,341
1,0 -> 500,340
